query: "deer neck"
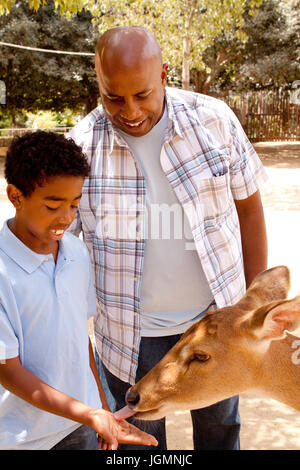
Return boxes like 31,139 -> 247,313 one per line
255,332 -> 300,411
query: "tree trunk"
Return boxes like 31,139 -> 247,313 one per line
194,49 -> 234,94
181,1 -> 197,91
182,35 -> 191,90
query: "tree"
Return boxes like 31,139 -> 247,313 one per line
236,0 -> 300,90
0,0 -> 90,16
90,0 -> 264,90
1,0 -> 264,91
2,0 -> 295,118
187,0 -> 300,94
0,1 -> 99,122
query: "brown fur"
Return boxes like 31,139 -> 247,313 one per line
126,266 -> 300,420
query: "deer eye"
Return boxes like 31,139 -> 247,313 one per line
193,353 -> 210,362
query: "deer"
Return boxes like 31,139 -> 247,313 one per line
122,266 -> 300,421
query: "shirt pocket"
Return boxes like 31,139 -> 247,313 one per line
184,171 -> 232,230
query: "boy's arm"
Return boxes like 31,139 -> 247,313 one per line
0,356 -> 157,450
88,337 -> 111,411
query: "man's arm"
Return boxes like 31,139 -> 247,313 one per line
234,190 -> 268,288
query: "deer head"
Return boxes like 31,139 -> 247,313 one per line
126,266 -> 300,419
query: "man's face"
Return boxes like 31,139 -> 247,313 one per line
96,55 -> 168,137
9,175 -> 84,254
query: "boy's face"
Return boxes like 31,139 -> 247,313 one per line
7,175 -> 84,254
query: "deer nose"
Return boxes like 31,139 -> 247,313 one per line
125,387 -> 140,408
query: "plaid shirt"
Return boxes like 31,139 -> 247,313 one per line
68,87 -> 268,384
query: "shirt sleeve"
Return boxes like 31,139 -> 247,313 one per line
0,302 -> 19,361
66,129 -> 83,238
84,248 -> 98,321
226,104 -> 268,200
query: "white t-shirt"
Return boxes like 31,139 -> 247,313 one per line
118,106 -> 214,336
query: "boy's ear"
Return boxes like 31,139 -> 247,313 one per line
6,184 -> 24,209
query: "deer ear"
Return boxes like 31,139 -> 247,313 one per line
238,266 -> 290,311
253,296 -> 300,341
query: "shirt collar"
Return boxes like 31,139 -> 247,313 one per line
0,220 -> 73,274
165,87 -> 184,140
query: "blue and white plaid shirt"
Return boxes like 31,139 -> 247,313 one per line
69,87 -> 268,384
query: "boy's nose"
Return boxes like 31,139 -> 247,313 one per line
58,208 -> 73,224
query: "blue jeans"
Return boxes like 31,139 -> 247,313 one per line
50,425 -> 98,450
97,334 -> 240,450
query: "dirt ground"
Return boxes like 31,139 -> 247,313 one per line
1,141 -> 300,450
166,142 -> 300,450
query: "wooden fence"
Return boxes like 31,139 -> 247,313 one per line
224,90 -> 300,142
1,90 -> 300,144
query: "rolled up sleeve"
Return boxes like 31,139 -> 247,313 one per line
227,105 -> 268,200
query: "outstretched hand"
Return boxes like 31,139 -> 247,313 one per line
88,408 -> 158,450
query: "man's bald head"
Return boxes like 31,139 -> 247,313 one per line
95,26 -> 163,72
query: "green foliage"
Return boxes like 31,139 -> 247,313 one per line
0,0 -> 84,15
89,0 -> 263,73
0,1 -> 99,121
26,110 -> 59,128
0,0 -> 298,122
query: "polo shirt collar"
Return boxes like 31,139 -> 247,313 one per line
0,220 -> 73,274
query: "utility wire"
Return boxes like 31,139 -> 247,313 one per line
0,41 -> 94,56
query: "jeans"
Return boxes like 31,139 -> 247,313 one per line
94,344 -> 116,412
50,425 -> 98,450
98,334 -> 241,450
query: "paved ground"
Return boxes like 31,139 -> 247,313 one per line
1,141 -> 300,450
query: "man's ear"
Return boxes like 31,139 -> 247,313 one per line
161,63 -> 168,86
6,184 -> 23,209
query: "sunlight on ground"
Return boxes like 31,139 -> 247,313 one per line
1,143 -> 300,450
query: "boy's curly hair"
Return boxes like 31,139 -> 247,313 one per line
5,131 -> 90,196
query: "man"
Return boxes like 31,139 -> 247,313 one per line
69,26 -> 268,450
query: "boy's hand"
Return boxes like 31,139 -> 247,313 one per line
87,409 -> 158,450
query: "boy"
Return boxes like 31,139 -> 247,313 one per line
0,131 -> 156,450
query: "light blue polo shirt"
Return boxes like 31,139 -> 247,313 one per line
0,220 -> 101,449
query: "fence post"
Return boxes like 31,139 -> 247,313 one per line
0,80 -> 6,105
